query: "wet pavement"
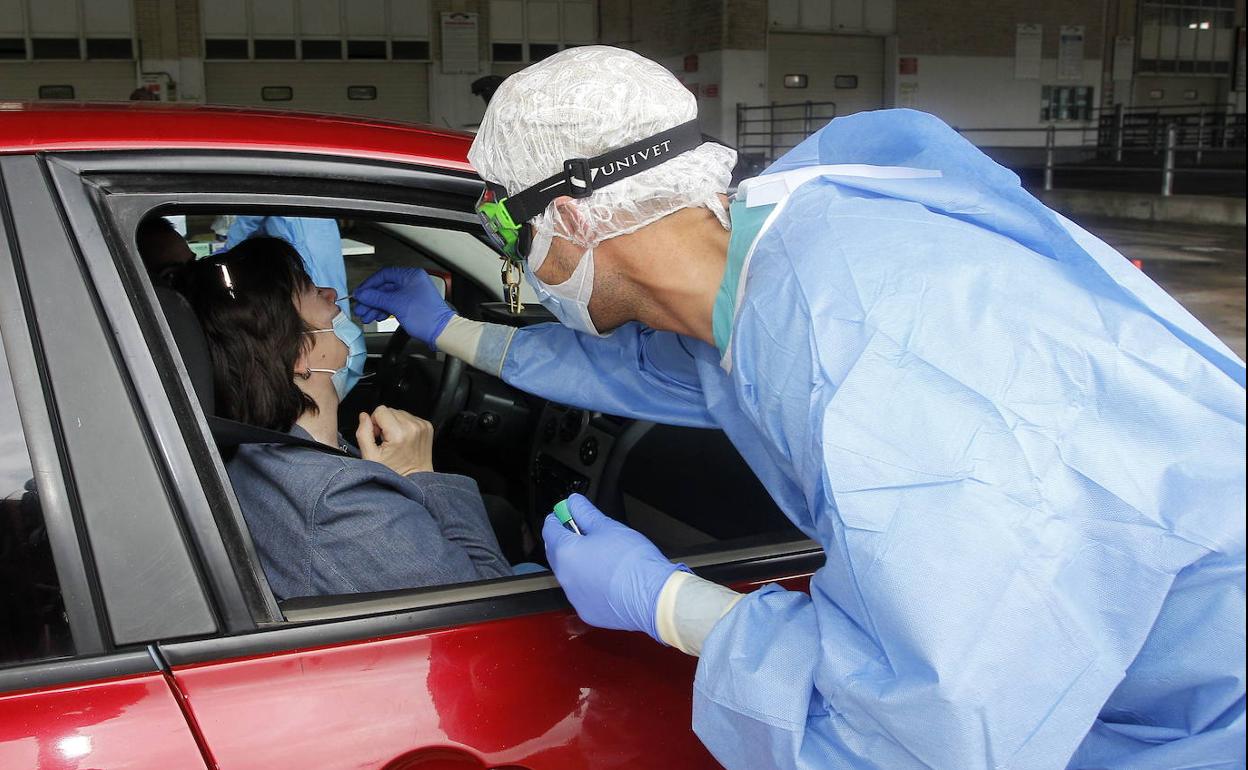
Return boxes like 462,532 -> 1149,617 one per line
1077,216 -> 1246,361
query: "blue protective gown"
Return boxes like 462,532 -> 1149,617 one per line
476,109 -> 1246,769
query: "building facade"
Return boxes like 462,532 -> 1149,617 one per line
1,0 -> 1244,150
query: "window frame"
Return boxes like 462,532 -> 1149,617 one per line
0,155 -> 186,695
765,0 -> 897,35
52,148 -> 822,667
1136,0 -> 1240,77
2,0 -> 137,62
1041,85 -> 1096,122
0,159 -> 103,661
202,0 -> 432,63
488,0 -> 595,64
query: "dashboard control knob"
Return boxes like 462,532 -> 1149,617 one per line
559,410 -> 583,442
579,436 -> 598,466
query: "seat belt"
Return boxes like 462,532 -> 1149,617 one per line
207,416 -> 352,458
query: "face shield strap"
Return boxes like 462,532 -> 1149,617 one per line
501,119 -> 704,225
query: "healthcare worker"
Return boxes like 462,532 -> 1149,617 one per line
354,46 -> 1246,770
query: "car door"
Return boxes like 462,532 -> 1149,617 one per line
0,157 -> 209,769
46,147 -> 822,769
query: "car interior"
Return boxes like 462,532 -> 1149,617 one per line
0,478 -> 75,663
141,212 -> 810,614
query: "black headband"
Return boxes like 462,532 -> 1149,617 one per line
502,119 -> 704,224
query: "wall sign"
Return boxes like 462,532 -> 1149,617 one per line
441,12 -> 480,75
1058,25 -> 1085,81
1235,26 -> 1245,93
1112,35 -> 1134,81
898,81 -> 918,108
1015,23 -> 1042,80
139,72 -> 172,101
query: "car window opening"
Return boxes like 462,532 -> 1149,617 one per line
135,211 -> 812,620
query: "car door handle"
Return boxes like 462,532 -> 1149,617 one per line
382,747 -> 531,770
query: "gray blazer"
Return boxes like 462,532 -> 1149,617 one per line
227,426 -> 512,600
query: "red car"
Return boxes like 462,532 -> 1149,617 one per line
0,103 -> 819,769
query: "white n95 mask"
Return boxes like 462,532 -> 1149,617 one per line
523,227 -> 606,337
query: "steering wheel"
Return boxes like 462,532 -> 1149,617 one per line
374,328 -> 466,438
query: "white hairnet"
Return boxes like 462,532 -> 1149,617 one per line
468,46 -> 736,253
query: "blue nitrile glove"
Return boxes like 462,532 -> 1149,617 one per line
542,494 -> 687,643
353,267 -> 455,347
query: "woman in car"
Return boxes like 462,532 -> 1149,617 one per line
176,237 -> 513,600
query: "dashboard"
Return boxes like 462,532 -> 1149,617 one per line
530,404 -> 619,517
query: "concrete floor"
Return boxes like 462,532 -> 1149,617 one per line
1080,216 -> 1247,361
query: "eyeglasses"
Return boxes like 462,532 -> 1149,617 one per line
475,182 -> 533,264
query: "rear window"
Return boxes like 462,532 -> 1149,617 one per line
0,329 -> 74,667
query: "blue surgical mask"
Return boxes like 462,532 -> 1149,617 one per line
306,311 -> 367,399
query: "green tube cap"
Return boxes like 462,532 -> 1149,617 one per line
553,498 -> 581,534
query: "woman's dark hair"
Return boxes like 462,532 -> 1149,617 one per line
174,237 -> 317,431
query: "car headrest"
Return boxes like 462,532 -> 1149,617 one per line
154,286 -> 215,418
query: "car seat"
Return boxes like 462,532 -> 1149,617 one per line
155,286 -> 215,417
154,285 -> 352,458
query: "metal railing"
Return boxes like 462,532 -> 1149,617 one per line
736,101 -> 837,163
1097,103 -> 1244,162
956,119 -> 1244,197
736,100 -> 1244,197
955,102 -> 1245,197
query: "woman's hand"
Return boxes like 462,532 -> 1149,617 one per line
356,406 -> 435,476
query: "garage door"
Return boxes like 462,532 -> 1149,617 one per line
205,62 -> 430,124
767,33 -> 884,117
0,61 -> 136,102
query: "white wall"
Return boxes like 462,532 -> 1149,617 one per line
719,49 -> 769,146
893,54 -> 1104,147
428,65 -> 491,132
661,49 -> 768,147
